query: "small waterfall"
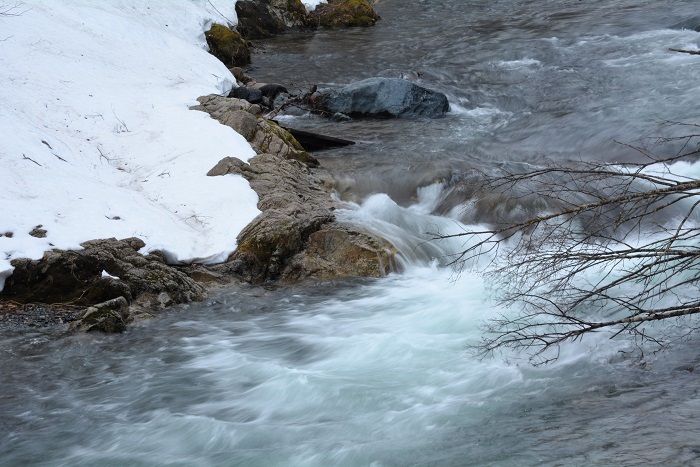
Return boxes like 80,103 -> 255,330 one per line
336,183 -> 493,271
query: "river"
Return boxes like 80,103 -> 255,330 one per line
3,1 -> 700,465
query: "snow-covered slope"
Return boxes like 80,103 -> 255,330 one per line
0,0 -> 263,290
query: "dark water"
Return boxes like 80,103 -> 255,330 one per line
3,1 -> 700,465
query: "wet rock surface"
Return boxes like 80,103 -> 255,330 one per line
0,302 -> 84,330
317,77 -> 450,118
282,223 -> 399,281
210,150 -> 336,283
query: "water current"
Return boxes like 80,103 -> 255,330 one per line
3,1 -> 700,465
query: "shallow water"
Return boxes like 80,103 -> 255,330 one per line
3,1 -> 700,465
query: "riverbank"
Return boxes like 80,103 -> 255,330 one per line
0,0 -> 390,332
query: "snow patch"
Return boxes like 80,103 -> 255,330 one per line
0,1 -> 260,291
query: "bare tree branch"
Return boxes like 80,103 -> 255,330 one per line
435,124 -> 700,364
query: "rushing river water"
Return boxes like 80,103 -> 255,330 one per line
4,1 -> 700,465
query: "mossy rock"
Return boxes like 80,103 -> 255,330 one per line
311,0 -> 380,28
205,24 -> 251,68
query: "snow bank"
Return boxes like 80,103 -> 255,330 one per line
0,0 -> 261,290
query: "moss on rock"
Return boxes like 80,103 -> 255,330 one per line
311,0 -> 380,28
205,23 -> 251,68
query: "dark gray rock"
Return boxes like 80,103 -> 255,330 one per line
229,86 -> 263,104
319,77 -> 450,118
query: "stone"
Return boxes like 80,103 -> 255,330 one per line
226,152 -> 336,282
69,297 -> 131,333
204,24 -> 251,68
1,237 -> 205,308
206,156 -> 249,177
229,86 -> 263,104
282,224 -> 399,281
192,95 -> 319,166
311,0 -> 380,28
318,77 -> 450,118
235,0 -> 312,39
29,225 -> 47,238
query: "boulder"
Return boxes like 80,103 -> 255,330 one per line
214,152 -> 336,282
311,0 -> 380,28
69,297 -> 131,333
1,237 -> 205,308
204,24 -> 251,68
318,78 -> 450,118
282,224 -> 400,281
235,0 -> 312,39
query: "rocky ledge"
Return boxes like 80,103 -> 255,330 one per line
0,237 -> 212,332
195,94 -> 399,284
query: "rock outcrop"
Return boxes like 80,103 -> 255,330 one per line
195,95 -> 398,284
1,237 -> 205,308
282,224 -> 399,281
192,94 -> 319,166
209,150 -> 336,282
235,0 -> 312,39
204,24 -> 251,68
311,0 -> 380,28
316,77 -> 450,118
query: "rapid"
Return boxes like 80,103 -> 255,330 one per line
3,1 -> 700,465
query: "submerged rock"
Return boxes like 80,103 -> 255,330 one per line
670,16 -> 700,32
1,237 -> 205,308
311,0 -> 380,28
204,24 -> 251,68
318,77 -> 450,118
